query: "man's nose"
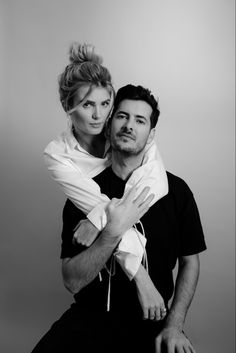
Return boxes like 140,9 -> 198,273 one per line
123,118 -> 133,131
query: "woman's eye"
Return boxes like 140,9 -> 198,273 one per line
83,102 -> 92,108
102,101 -> 110,107
117,115 -> 126,119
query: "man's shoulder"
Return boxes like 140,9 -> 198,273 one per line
166,171 -> 190,188
166,171 -> 193,200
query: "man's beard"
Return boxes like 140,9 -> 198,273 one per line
111,139 -> 146,156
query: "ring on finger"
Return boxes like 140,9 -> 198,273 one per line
160,307 -> 167,315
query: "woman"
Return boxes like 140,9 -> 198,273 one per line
44,42 -> 168,313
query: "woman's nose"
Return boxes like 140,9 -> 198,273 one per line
92,106 -> 101,120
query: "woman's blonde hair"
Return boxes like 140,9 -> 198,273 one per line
59,42 -> 114,112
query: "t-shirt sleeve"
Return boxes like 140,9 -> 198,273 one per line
60,199 -> 87,259
179,185 -> 207,256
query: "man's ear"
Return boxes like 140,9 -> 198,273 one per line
147,128 -> 156,144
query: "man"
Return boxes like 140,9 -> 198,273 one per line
32,85 -> 206,353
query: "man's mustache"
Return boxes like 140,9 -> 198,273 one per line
117,128 -> 136,140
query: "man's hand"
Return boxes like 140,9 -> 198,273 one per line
135,265 -> 167,321
104,186 -> 154,241
73,219 -> 100,246
155,327 -> 196,353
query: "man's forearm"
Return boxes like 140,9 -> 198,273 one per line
62,230 -> 120,294
164,254 -> 200,331
62,187 -> 153,295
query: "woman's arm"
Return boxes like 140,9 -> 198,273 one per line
44,134 -> 168,279
62,186 -> 153,293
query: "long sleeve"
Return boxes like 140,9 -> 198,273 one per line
44,130 -> 168,279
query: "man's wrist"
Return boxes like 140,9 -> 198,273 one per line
163,310 -> 185,332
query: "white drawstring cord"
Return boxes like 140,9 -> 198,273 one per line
98,272 -> 102,281
104,255 -> 116,311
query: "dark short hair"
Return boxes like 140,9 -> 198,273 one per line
112,84 -> 160,129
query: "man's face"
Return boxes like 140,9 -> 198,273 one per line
109,99 -> 155,155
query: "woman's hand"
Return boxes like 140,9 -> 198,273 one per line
104,186 -> 154,240
134,265 -> 167,321
73,219 -> 100,246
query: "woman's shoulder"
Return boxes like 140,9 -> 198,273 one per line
44,129 -> 74,155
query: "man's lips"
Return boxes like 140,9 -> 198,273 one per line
117,133 -> 135,141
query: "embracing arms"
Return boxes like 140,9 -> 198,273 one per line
62,186 -> 153,293
61,186 -> 166,321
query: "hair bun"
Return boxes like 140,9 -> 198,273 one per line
69,42 -> 103,65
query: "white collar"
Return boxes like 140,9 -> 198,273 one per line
64,127 -> 110,157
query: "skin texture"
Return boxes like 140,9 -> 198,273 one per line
69,85 -> 112,157
109,99 -> 155,155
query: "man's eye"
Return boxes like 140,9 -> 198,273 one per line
136,119 -> 145,124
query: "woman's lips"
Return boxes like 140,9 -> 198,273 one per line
89,123 -> 103,128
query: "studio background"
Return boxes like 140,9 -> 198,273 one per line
0,0 -> 235,352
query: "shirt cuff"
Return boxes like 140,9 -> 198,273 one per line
115,228 -> 147,280
87,202 -> 108,230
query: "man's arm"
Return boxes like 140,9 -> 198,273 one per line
64,219 -> 167,321
62,186 -> 154,293
62,228 -> 118,293
155,254 -> 200,353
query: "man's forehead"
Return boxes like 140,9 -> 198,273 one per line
116,99 -> 152,118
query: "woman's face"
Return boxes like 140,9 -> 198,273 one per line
69,85 -> 112,136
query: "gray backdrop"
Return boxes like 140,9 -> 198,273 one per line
1,0 -> 235,352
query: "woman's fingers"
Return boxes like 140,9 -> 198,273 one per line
160,306 -> 167,319
121,185 -> 138,203
149,307 -> 162,321
137,194 -> 155,219
139,193 -> 154,208
133,186 -> 150,205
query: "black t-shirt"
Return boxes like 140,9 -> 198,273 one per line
61,168 -> 206,317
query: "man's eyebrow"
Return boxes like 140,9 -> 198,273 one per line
116,110 -> 129,115
116,111 -> 148,120
135,115 -> 147,120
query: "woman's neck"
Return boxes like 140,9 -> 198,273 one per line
73,129 -> 106,158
